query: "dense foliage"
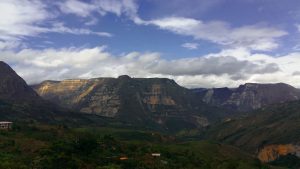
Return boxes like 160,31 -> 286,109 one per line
270,154 -> 300,169
0,123 -> 274,169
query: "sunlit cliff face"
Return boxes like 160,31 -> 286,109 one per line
32,77 -> 211,128
36,79 -> 90,96
34,79 -> 179,115
258,144 -> 300,162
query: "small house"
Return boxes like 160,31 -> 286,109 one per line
151,153 -> 161,157
0,121 -> 13,130
119,156 -> 128,160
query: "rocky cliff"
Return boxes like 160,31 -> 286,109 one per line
33,75 -> 217,130
258,144 -> 300,162
194,83 -> 300,112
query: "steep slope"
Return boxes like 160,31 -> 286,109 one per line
0,61 -> 40,102
33,75 -> 223,130
206,100 -> 300,164
0,61 -> 70,122
194,83 -> 300,112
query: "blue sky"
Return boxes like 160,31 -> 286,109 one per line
1,0 -> 300,88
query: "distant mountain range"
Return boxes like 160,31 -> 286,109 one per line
193,83 -> 300,112
32,74 -> 300,123
2,60 -> 300,125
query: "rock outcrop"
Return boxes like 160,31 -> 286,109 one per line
258,144 -> 300,162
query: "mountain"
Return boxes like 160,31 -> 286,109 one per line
0,61 -> 41,102
193,83 -> 300,112
205,100 -> 300,164
33,75 -> 225,131
0,61 -> 70,122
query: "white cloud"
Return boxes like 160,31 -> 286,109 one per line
58,0 -> 138,18
85,17 -> 99,26
139,17 -> 287,51
296,24 -> 300,32
149,55 -> 279,78
0,40 -> 24,50
182,43 -> 199,50
0,0 -> 50,40
47,22 -> 112,37
0,0 -> 112,49
1,46 -> 300,88
58,0 -> 97,17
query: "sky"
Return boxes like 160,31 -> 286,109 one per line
1,0 -> 300,88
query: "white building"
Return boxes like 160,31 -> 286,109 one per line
0,121 -> 13,130
151,153 -> 161,157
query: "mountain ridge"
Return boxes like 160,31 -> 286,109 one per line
0,61 -> 41,102
193,82 -> 300,112
0,61 -> 85,123
32,75 -> 227,130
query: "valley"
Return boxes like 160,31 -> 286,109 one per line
1,61 -> 300,168
2,0 -> 300,168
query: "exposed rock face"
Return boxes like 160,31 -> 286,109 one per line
194,83 -> 300,111
33,79 -> 120,117
258,144 -> 300,162
0,61 -> 40,102
33,76 -> 214,129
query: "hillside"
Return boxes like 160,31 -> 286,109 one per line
0,61 -> 90,124
0,61 -> 41,102
205,100 -> 300,165
0,123 -> 277,169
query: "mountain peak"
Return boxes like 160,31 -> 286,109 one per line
0,61 -> 7,65
0,61 -> 15,74
240,82 -> 296,89
118,75 -> 131,80
195,82 -> 300,111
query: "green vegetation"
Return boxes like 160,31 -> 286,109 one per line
270,154 -> 300,169
0,123 -> 274,169
205,101 -> 300,152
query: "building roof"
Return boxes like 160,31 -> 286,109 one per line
151,153 -> 161,156
0,121 -> 13,124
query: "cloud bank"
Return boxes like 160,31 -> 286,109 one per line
2,46 -> 300,88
